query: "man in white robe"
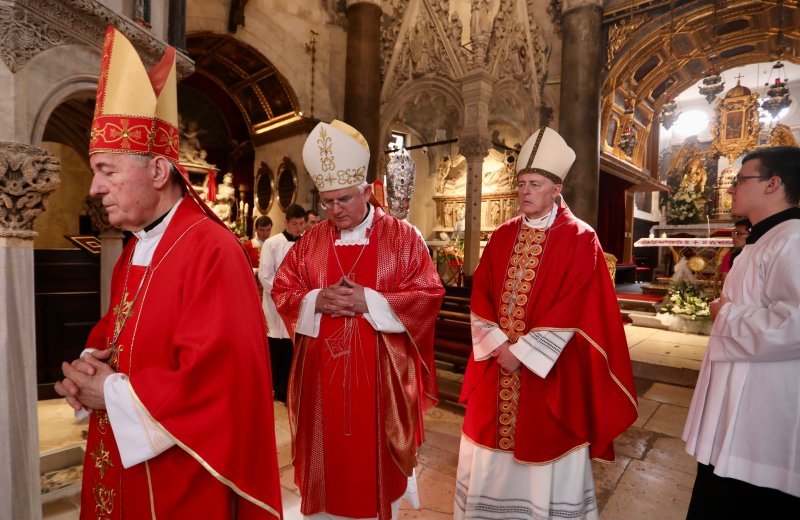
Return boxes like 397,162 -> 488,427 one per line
683,146 -> 800,517
259,203 -> 306,403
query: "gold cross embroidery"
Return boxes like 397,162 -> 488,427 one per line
112,291 -> 134,339
109,344 -> 123,370
90,439 -> 113,478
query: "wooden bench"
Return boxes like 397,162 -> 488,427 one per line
434,287 -> 472,372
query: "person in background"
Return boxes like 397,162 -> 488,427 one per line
244,215 -> 273,275
684,146 -> 800,518
719,218 -> 751,282
259,204 -> 306,403
304,209 -> 321,231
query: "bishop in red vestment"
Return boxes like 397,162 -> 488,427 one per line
55,28 -> 282,519
456,127 -> 637,520
272,121 -> 444,520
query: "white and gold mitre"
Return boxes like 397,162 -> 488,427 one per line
516,127 -> 576,184
302,120 -> 369,193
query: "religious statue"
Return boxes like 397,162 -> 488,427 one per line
679,157 -> 708,194
208,172 -> 236,222
178,116 -> 209,166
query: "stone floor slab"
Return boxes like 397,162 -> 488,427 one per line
600,460 -> 694,520
644,383 -> 696,408
613,427 -> 654,460
632,397 -> 659,429
592,455 -> 632,512
644,403 -> 690,438
645,436 -> 698,476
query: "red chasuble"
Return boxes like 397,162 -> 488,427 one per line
79,197 -> 282,519
243,239 -> 261,268
461,208 -> 637,464
271,205 -> 444,519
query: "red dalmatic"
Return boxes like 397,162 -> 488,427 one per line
272,205 -> 444,519
461,208 -> 638,464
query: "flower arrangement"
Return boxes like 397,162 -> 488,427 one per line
666,187 -> 705,224
660,281 -> 710,320
439,236 -> 464,267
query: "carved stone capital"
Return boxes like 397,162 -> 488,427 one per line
85,195 -> 116,233
4,0 -> 194,77
0,142 -> 61,239
458,136 -> 492,161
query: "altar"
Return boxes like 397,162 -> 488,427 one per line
634,236 -> 733,297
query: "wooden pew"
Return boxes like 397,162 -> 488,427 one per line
434,286 -> 472,373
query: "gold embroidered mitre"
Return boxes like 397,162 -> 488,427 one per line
90,27 -> 179,163
516,127 -> 576,185
302,120 -> 370,193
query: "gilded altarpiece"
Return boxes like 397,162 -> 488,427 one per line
433,149 -> 518,233
709,84 -> 760,220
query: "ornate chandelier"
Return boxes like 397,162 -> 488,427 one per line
699,65 -> 725,104
761,61 -> 791,120
660,95 -> 680,130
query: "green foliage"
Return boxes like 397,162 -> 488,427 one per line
667,187 -> 705,225
660,281 -> 711,320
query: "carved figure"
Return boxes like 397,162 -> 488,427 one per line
679,158 -> 708,194
209,173 -> 235,222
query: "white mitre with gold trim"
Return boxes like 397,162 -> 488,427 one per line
302,120 -> 369,193
516,127 -> 576,185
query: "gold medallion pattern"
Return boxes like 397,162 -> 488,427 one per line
496,225 -> 547,451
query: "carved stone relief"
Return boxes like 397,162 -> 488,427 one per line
85,195 -> 112,233
0,142 -> 61,238
3,0 -> 193,77
399,91 -> 461,144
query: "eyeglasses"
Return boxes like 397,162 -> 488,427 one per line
731,175 -> 767,187
731,231 -> 749,237
319,194 -> 357,210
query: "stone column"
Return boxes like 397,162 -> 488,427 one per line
344,0 -> 382,182
86,196 -> 122,313
0,142 -> 60,520
558,0 -> 603,228
459,69 -> 494,277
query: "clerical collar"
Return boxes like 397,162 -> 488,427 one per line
131,198 -> 182,266
282,230 -> 300,242
143,209 -> 170,232
336,204 -> 374,246
523,203 -> 558,229
747,206 -> 800,245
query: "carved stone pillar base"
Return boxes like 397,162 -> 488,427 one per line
0,141 -> 60,520
99,230 -> 123,313
0,238 -> 40,520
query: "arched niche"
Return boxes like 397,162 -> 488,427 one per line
255,161 -> 275,214
276,157 -> 297,211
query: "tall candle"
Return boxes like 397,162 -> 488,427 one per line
707,215 -> 711,237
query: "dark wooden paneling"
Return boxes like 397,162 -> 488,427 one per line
34,249 -> 100,397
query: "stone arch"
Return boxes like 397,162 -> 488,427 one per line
380,77 -> 463,149
489,79 -> 539,149
30,74 -> 97,149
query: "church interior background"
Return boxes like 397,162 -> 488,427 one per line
2,0 -> 798,518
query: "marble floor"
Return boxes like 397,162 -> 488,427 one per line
40,325 -> 705,519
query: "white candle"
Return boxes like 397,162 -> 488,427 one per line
707,215 -> 711,237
